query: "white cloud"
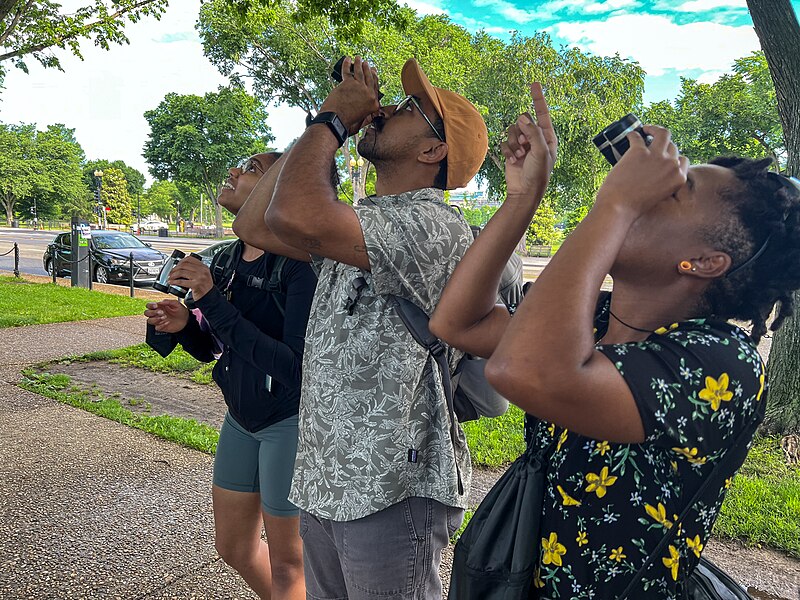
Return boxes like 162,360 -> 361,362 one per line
472,0 -> 542,24
402,0 -> 447,15
673,0 -> 747,11
550,13 -> 758,76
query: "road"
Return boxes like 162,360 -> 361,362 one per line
0,228 -> 219,280
0,227 -> 557,283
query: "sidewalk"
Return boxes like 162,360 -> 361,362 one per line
0,315 -> 255,599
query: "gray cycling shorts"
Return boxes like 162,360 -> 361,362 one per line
212,411 -> 299,517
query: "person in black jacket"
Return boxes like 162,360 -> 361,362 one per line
144,152 -> 315,600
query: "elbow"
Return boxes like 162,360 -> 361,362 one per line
429,311 -> 452,344
485,354 -> 553,414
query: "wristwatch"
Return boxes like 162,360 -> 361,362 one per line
307,111 -> 348,147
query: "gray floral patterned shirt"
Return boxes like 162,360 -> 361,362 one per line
289,188 -> 474,521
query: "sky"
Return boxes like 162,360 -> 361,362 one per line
2,0 -> 799,187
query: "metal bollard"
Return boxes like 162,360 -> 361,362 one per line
129,252 -> 135,298
88,252 -> 93,291
13,243 -> 19,278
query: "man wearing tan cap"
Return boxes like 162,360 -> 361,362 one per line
263,56 -> 488,599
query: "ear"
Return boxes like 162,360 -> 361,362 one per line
417,141 -> 448,166
678,252 -> 732,279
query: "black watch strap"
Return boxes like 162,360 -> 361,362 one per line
307,111 -> 348,147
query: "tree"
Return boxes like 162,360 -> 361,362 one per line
0,122 -> 86,224
102,167 -> 133,226
525,198 -> 560,248
143,85 -> 272,236
199,5 -> 644,211
0,1 -> 168,84
746,0 -> 800,435
84,159 -> 145,198
0,123 -> 38,225
642,52 -> 784,166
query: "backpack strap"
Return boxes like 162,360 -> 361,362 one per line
210,240 -> 242,290
391,295 -> 464,496
245,254 -> 288,317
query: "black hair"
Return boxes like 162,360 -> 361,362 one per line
431,116 -> 448,190
701,156 -> 800,343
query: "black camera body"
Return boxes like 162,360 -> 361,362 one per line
153,249 -> 203,299
592,113 -> 650,165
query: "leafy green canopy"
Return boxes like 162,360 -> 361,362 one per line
198,3 -> 644,215
643,51 -> 783,167
0,122 -> 86,224
0,0 -> 168,83
143,85 -> 272,204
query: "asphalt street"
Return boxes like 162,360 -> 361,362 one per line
0,228 -> 222,279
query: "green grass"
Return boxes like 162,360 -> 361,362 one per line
715,435 -> 800,557
80,343 -> 214,384
0,276 -> 147,328
463,405 -> 526,468
20,369 -> 218,454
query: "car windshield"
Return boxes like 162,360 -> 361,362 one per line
92,234 -> 147,249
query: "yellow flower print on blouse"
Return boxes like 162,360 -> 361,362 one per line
644,502 -> 674,529
610,546 -> 626,562
756,370 -> 766,402
533,566 -> 545,589
576,531 -> 588,546
585,466 -> 618,498
699,373 -> 734,410
671,446 -> 708,465
557,485 -> 582,507
686,535 -> 704,558
654,323 -> 680,335
596,440 -> 611,456
662,545 -> 680,581
556,429 -> 569,451
541,532 -> 567,567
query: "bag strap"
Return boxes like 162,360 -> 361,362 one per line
245,254 -> 288,317
392,295 -> 464,495
617,425 -> 753,600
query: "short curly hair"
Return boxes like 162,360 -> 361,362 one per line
700,157 -> 800,343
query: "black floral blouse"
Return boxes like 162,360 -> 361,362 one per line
530,294 -> 766,599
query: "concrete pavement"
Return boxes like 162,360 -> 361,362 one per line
0,315 -> 255,599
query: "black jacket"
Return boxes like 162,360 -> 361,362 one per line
151,249 -> 316,432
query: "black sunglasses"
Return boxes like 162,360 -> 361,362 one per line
394,95 -> 444,141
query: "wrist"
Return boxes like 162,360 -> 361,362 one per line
307,111 -> 348,147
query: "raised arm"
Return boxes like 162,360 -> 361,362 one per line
430,83 -> 558,358
484,127 -> 688,443
266,57 -> 380,271
232,151 -> 311,262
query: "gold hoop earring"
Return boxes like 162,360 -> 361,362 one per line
679,261 -> 693,271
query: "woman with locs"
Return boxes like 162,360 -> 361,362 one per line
144,153 -> 315,600
430,84 -> 800,598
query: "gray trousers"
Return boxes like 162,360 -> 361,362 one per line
300,497 -> 464,600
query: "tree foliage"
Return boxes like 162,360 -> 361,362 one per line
84,159 -> 145,198
198,4 -> 644,215
0,122 -> 86,224
142,85 -> 272,234
643,52 -> 783,166
0,0 -> 168,84
102,167 -> 133,225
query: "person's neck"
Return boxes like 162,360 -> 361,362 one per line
601,281 -> 700,345
241,242 -> 264,261
373,162 -> 436,197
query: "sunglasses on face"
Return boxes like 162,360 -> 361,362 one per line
767,171 -> 800,196
238,157 -> 264,175
394,95 -> 444,141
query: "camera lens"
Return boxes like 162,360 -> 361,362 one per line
592,113 -> 647,165
153,249 -> 185,294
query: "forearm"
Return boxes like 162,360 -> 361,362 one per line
491,201 -> 635,376
173,313 -> 217,363
234,153 -> 286,249
267,126 -> 340,247
431,196 -> 536,357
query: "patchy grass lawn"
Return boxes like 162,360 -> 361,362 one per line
81,343 -> 213,384
0,276 -> 147,328
20,370 -> 218,454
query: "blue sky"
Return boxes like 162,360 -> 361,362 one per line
2,0 -> 799,188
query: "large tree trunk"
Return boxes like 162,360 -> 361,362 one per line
3,196 -> 12,226
747,0 -> 800,434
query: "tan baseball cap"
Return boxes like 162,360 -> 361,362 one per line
401,58 -> 488,190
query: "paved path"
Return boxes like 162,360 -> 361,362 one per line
0,315 -> 256,599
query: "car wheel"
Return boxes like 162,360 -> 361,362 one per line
45,259 -> 55,277
95,265 -> 109,284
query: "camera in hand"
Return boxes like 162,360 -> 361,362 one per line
153,249 -> 202,299
331,56 -> 384,100
592,113 -> 651,165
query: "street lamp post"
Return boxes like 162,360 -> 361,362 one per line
93,169 -> 104,228
349,156 -> 365,199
